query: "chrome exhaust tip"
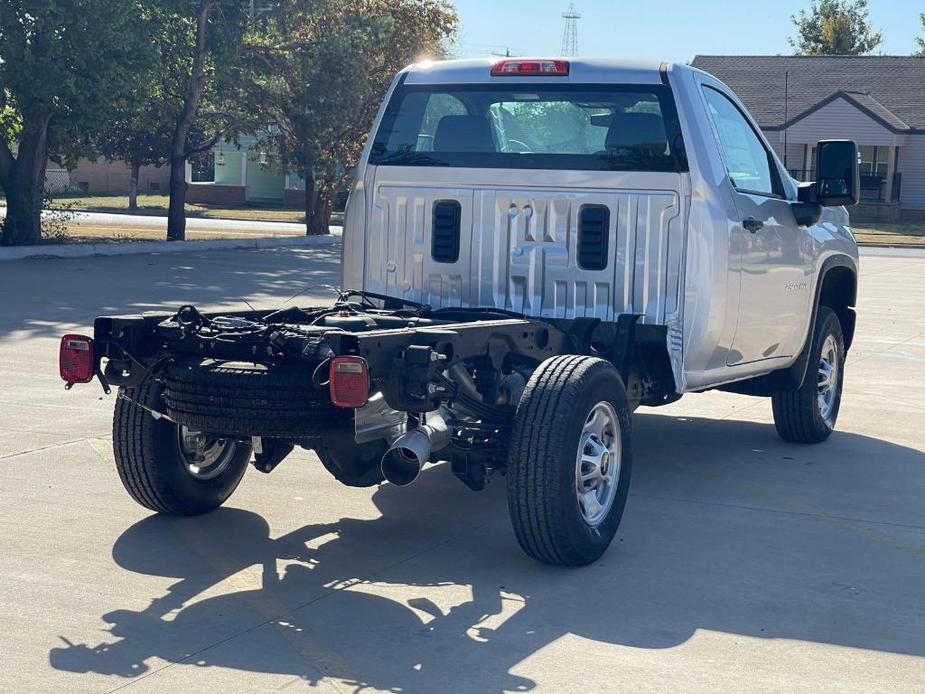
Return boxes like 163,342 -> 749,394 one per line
380,412 -> 450,487
380,429 -> 431,486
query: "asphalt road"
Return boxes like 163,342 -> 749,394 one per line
1,246 -> 923,693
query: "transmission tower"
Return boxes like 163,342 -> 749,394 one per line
561,3 -> 581,57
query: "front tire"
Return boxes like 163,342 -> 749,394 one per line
113,383 -> 252,515
507,356 -> 633,567
772,306 -> 845,444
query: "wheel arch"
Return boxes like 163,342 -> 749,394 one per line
817,262 -> 857,351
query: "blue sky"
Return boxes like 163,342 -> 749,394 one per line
452,0 -> 923,63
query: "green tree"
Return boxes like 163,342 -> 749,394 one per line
247,0 -> 457,235
0,0 -> 150,246
914,13 -> 925,57
95,102 -> 174,210
790,0 -> 883,55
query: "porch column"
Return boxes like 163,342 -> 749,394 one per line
883,146 -> 897,203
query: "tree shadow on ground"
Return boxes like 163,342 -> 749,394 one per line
49,414 -> 925,692
0,245 -> 343,340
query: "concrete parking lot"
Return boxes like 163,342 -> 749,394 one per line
1,245 -> 923,693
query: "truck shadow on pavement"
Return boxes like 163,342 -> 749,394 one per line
48,414 -> 925,692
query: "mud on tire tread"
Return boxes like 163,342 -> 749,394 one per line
162,360 -> 351,438
506,355 -> 633,567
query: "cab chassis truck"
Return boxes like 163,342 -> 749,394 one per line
60,59 -> 860,566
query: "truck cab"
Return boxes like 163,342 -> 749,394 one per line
343,58 -> 859,396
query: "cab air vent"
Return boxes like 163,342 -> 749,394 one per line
432,200 -> 461,263
578,205 -> 610,271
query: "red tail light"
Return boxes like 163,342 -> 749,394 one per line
59,334 -> 95,384
491,59 -> 569,77
329,356 -> 369,408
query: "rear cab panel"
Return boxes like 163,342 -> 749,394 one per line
345,58 -> 692,388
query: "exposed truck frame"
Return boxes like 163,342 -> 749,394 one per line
61,58 -> 860,566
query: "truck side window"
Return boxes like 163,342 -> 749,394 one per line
702,87 -> 779,198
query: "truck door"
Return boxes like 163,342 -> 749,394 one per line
701,86 -> 812,366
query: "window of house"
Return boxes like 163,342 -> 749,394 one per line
858,145 -> 888,178
702,86 -> 779,197
190,152 -> 215,183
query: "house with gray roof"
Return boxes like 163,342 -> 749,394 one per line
691,55 -> 925,221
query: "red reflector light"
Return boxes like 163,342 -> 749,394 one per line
491,59 -> 569,77
59,334 -> 95,384
329,356 -> 369,409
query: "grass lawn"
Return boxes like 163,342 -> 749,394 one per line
50,223 -> 307,244
43,193 -> 309,224
852,220 -> 925,246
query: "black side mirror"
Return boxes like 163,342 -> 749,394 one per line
815,140 -> 860,207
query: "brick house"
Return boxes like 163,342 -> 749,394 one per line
47,158 -> 170,195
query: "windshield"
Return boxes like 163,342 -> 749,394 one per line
369,83 -> 687,172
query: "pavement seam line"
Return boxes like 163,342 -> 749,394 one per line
0,435 -> 108,461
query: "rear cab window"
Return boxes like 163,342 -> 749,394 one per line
370,83 -> 688,172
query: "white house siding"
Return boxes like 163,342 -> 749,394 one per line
785,97 -> 900,147
762,129 -> 783,159
899,134 -> 925,211
763,129 -> 816,175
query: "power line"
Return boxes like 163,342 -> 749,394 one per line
561,3 -> 581,57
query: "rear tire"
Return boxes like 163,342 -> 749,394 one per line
113,383 -> 251,515
772,306 -> 845,444
507,356 -> 632,567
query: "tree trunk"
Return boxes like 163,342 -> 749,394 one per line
166,0 -> 213,242
302,172 -> 331,236
310,196 -> 332,236
167,155 -> 187,241
0,115 -> 52,247
128,159 -> 141,210
303,173 -> 315,235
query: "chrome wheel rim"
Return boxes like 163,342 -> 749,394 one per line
177,426 -> 238,480
817,335 -> 840,427
575,401 -> 622,527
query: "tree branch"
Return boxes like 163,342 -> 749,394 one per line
184,122 -> 242,156
172,0 -> 216,156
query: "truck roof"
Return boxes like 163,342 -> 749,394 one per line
403,58 -> 686,86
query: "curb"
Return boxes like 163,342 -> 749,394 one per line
0,233 -> 340,261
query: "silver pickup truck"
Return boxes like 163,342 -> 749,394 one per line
61,58 -> 860,566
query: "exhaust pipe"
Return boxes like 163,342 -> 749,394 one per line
381,412 -> 450,486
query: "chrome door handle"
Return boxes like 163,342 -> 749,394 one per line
743,217 -> 764,233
